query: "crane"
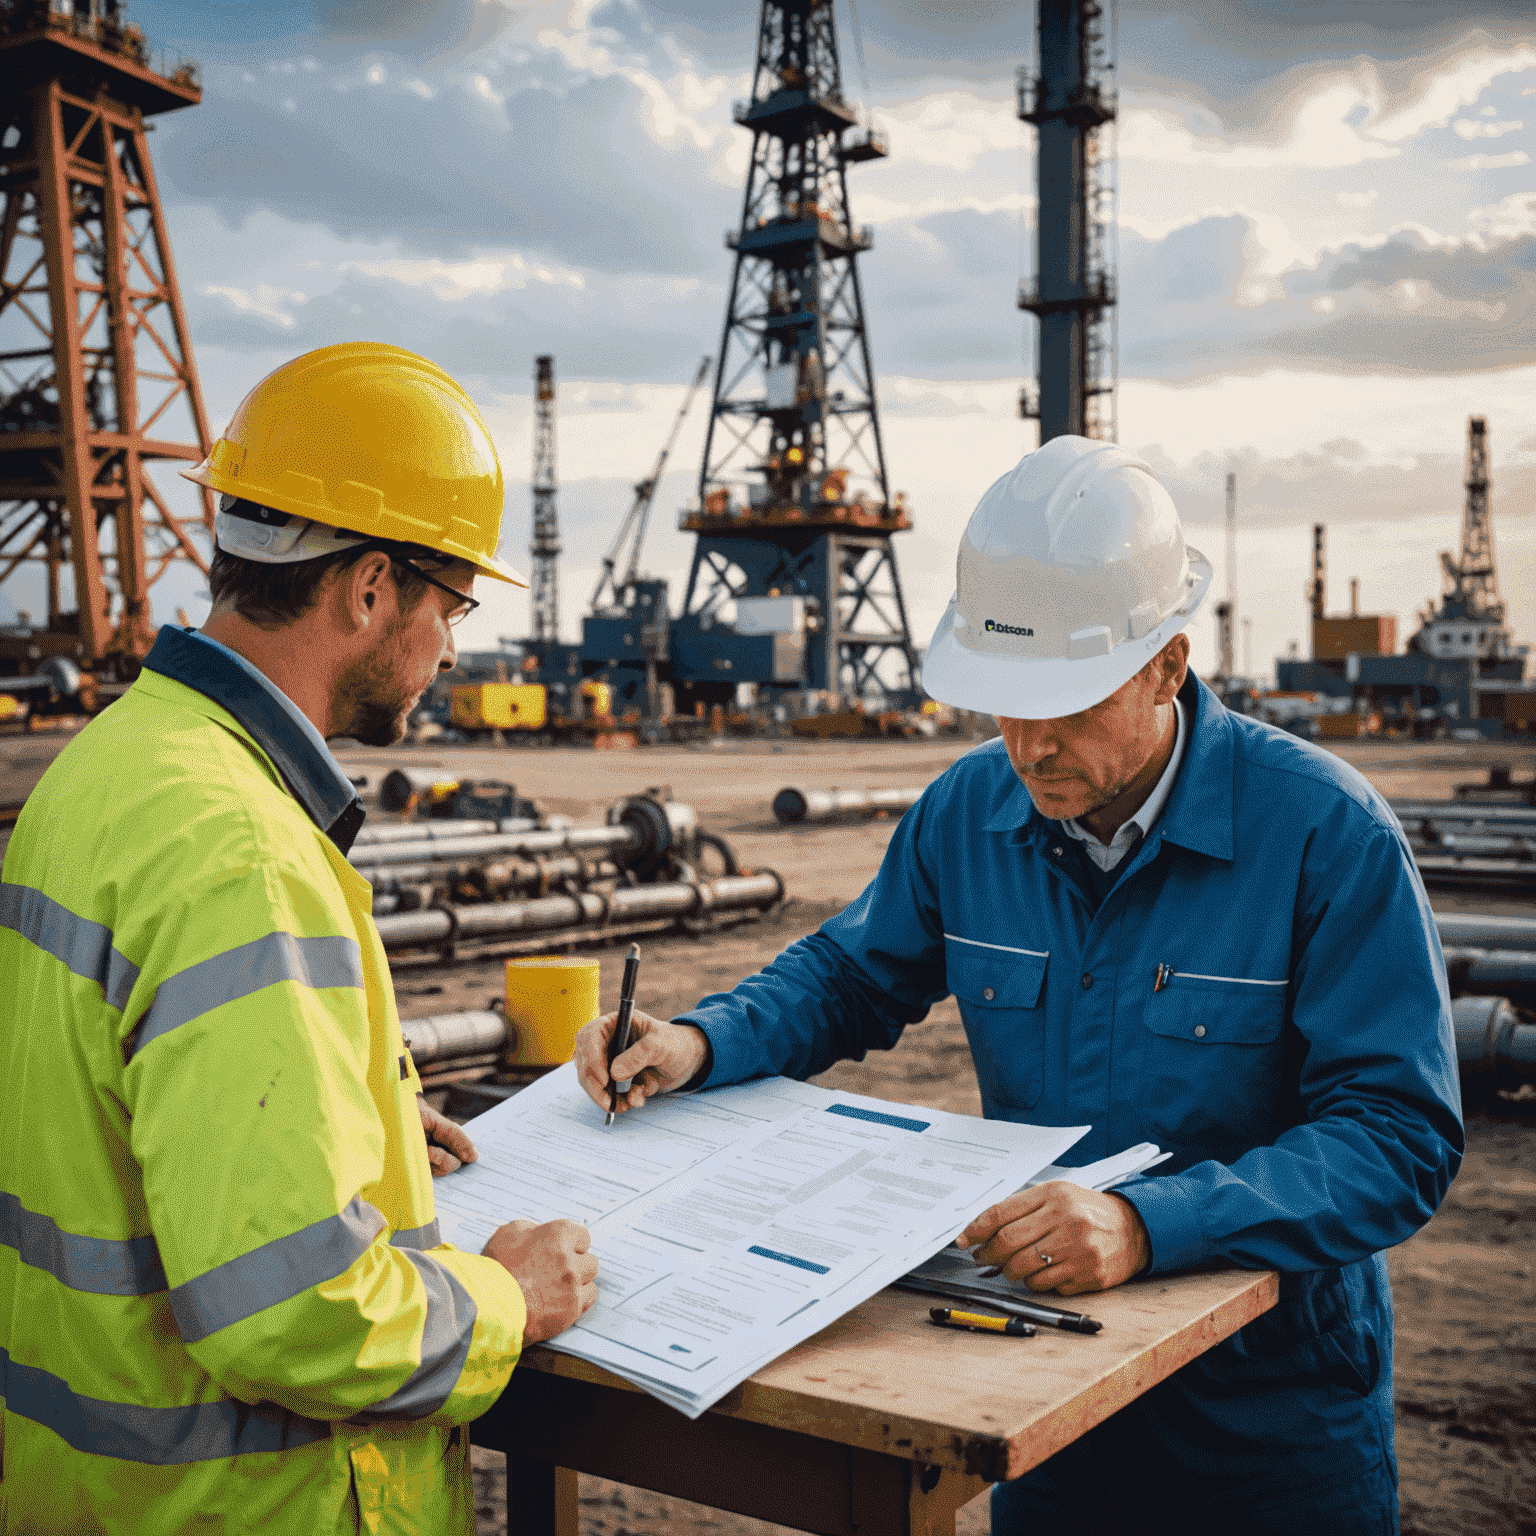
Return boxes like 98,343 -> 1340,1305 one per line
590,354 -> 711,617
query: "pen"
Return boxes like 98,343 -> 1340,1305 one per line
892,1276 -> 1102,1334
928,1306 -> 1035,1337
1153,962 -> 1172,992
605,943 -> 642,1128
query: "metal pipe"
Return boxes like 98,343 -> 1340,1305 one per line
1404,831 -> 1536,860
1415,856 -> 1536,891
353,820 -> 505,846
1390,800 -> 1536,828
1453,995 -> 1536,1085
1436,913 -> 1536,953
368,855 -> 621,893
401,1010 -> 507,1064
772,785 -> 924,824
375,870 -> 784,951
352,824 -> 640,869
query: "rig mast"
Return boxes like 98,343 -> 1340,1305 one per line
1440,416 -> 1502,625
0,0 -> 214,677
681,0 -> 917,704
1017,0 -> 1118,443
528,354 -> 560,645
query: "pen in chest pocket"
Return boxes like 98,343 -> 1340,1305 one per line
1153,962 -> 1174,992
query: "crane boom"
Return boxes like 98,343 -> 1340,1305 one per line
590,355 -> 711,615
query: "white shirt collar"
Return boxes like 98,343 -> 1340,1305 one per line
1058,695 -> 1186,871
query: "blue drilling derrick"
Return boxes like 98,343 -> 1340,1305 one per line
670,0 -> 918,709
1017,0 -> 1118,443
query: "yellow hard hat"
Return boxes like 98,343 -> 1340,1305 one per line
182,342 -> 525,585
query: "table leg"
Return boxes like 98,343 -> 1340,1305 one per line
505,1457 -> 578,1536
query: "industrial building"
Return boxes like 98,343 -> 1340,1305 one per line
1275,418 -> 1535,736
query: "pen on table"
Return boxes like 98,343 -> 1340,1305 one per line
892,1276 -> 1102,1334
605,943 -> 642,1128
928,1306 -> 1035,1337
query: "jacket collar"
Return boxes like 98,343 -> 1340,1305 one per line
141,626 -> 366,854
980,674 -> 1235,862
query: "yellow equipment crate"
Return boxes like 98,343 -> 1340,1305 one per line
450,683 -> 547,731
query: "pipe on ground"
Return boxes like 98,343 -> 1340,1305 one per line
772,785 -> 924,825
1453,995 -> 1536,1086
402,1010 -> 507,1064
375,870 -> 784,952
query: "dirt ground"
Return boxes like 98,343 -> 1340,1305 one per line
361,732 -> 1536,1536
4,726 -> 1534,1532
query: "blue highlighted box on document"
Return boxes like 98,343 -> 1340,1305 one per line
827,1104 -> 931,1133
749,1245 -> 831,1275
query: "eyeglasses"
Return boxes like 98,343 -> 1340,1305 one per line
394,558 -> 479,627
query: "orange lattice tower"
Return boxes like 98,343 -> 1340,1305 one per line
0,0 -> 214,683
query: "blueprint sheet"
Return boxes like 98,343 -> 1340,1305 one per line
431,1064 -> 1087,1417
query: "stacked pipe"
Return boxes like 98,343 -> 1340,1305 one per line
772,785 -> 924,824
1391,799 -> 1536,892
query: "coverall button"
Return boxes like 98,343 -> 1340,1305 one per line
1080,973 -> 1093,990
983,987 -> 995,1001
1052,845 -> 1063,856
1194,1024 -> 1207,1038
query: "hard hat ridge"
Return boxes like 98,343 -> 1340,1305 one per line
922,435 -> 1211,720
183,342 -> 525,586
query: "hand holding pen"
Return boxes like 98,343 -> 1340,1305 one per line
606,944 -> 643,1127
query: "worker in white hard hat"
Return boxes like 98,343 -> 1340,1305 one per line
2,344 -> 597,1532
574,436 -> 1461,1535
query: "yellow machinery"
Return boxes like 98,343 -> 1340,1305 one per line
450,683 -> 547,732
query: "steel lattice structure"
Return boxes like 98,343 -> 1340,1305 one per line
1017,0 -> 1118,442
528,353 -> 560,645
1441,416 -> 1503,623
680,0 -> 917,704
0,0 -> 213,677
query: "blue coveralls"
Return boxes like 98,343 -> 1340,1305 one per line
680,676 -> 1462,1532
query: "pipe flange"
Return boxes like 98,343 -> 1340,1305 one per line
428,898 -> 462,963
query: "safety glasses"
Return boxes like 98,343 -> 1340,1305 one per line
393,559 -> 479,627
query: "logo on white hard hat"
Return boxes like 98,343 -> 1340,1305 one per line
921,436 -> 1212,720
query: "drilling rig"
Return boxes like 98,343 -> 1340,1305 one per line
1017,0 -> 1118,443
0,0 -> 214,700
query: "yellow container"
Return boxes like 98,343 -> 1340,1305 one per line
451,683 -> 547,731
504,957 -> 601,1065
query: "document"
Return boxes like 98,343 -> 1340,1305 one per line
431,1064 -> 1087,1417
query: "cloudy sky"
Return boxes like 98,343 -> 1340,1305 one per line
21,0 -> 1533,680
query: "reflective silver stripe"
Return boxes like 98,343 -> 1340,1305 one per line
0,1191 -> 166,1297
1,1346 -> 329,1464
132,931 -> 364,1059
1174,972 -> 1288,987
943,932 -> 1050,959
169,1196 -> 386,1345
389,1219 -> 441,1251
0,883 -> 139,1013
353,1250 -> 476,1421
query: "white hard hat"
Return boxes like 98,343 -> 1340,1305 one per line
921,436 -> 1211,720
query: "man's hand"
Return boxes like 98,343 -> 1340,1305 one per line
572,1009 -> 709,1115
482,1218 -> 599,1343
958,1183 -> 1151,1297
417,1094 -> 477,1177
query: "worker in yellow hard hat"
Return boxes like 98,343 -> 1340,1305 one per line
0,343 -> 597,1533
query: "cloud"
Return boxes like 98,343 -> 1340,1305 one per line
1452,115 -> 1524,137
201,283 -> 308,329
1455,150 -> 1531,168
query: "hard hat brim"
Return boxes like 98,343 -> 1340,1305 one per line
922,548 -> 1212,720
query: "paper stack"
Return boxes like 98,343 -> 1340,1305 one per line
431,1064 -> 1087,1418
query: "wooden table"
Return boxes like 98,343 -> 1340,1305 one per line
472,1266 -> 1277,1536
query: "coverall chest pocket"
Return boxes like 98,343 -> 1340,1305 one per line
1141,973 -> 1287,1154
944,939 -> 1049,1112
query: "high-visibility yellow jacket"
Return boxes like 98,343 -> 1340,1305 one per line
0,627 -> 525,1534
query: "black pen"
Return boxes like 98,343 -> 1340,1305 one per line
605,943 -> 642,1128
893,1276 -> 1102,1334
928,1306 -> 1035,1337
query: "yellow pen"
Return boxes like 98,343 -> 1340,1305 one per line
928,1306 -> 1036,1337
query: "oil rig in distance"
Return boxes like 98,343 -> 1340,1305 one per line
0,0 -> 214,702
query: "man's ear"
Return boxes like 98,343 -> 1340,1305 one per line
1155,633 -> 1190,705
336,552 -> 393,634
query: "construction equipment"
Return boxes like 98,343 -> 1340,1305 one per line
1017,0 -> 1118,442
674,0 -> 918,709
1214,472 -> 1235,682
0,0 -> 214,686
1276,420 -> 1533,733
528,355 -> 560,645
449,683 -> 547,734
590,355 -> 712,617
